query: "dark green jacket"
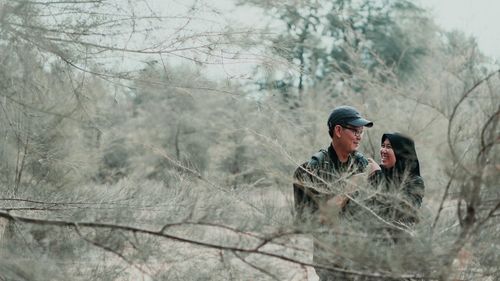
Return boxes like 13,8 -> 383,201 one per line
293,144 -> 369,221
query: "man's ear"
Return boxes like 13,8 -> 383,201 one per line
334,125 -> 342,138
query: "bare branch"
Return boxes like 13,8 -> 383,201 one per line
477,105 -> 499,165
10,0 -> 102,5
471,201 -> 500,236
447,69 -> 500,175
233,251 -> 281,281
0,211 -> 432,280
432,164 -> 460,230
74,224 -> 153,278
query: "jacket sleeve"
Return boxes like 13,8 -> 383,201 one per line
398,176 -> 425,224
293,163 -> 319,222
368,169 -> 384,188
353,151 -> 369,173
402,176 -> 425,208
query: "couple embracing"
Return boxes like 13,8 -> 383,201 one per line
293,105 -> 425,281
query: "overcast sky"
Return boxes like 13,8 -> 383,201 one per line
417,0 -> 500,60
148,0 -> 500,63
228,0 -> 500,61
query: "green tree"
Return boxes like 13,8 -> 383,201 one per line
242,0 -> 430,98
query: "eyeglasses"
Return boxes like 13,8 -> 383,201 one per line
340,125 -> 364,137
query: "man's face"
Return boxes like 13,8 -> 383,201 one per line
337,125 -> 364,152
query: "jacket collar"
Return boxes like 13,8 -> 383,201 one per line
328,143 -> 352,171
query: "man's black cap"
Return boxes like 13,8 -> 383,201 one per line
327,105 -> 373,129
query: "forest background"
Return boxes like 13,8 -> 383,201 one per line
0,0 -> 498,280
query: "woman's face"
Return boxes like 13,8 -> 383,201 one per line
380,138 -> 396,168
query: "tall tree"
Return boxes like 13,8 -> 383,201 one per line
241,0 -> 430,98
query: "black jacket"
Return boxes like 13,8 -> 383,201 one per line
367,169 -> 425,225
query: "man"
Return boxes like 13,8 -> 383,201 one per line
293,105 -> 374,281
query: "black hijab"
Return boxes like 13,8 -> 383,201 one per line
381,133 -> 421,180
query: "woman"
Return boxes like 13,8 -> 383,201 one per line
367,132 -> 425,228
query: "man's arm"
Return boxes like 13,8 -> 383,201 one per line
293,163 -> 319,222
